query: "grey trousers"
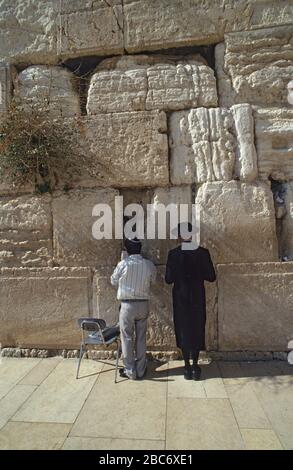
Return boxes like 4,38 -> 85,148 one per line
119,300 -> 149,379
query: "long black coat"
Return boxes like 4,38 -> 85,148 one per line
165,245 -> 216,352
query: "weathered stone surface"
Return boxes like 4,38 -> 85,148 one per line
15,66 -> 80,117
216,26 -> 293,107
0,194 -> 52,267
87,54 -> 217,114
195,181 -> 278,264
0,267 -> 92,348
84,111 -> 169,188
281,182 -> 293,259
0,182 -> 35,197
94,265 -> 217,350
170,105 -> 257,184
120,186 -> 192,264
0,0 -> 58,65
0,64 -> 16,118
58,0 -> 123,59
232,104 -> 258,182
218,262 -> 293,350
52,189 -> 121,267
124,0 -> 293,53
147,186 -> 193,265
254,107 -> 293,181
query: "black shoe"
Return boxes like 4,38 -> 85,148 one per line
119,367 -> 128,378
192,365 -> 201,381
183,366 -> 192,380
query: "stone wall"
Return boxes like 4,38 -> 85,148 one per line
0,0 -> 293,353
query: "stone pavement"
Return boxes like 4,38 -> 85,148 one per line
0,357 -> 292,450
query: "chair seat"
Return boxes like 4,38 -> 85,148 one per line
85,325 -> 120,345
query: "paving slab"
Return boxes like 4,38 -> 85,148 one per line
225,382 -> 271,429
241,428 -> 283,450
167,361 -> 206,398
202,362 -> 228,398
0,358 -> 40,400
0,422 -> 71,450
62,436 -> 165,450
70,361 -> 168,441
19,358 -> 62,386
0,385 -> 36,430
251,376 -> 293,449
11,359 -> 102,424
166,398 -> 245,450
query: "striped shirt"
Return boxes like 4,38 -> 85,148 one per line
110,254 -> 156,300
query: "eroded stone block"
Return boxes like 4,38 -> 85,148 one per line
0,194 -> 52,267
52,189 -> 121,267
195,181 -> 278,264
170,105 -> 257,184
218,262 -> 293,350
254,107 -> 293,181
124,0 -> 293,53
0,267 -> 92,348
87,54 -> 217,114
216,26 -> 293,107
58,0 -> 123,59
84,111 -> 169,188
15,66 -> 80,117
0,0 -> 58,65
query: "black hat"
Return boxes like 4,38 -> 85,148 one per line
124,237 -> 142,255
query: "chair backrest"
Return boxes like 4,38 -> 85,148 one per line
77,317 -> 120,345
77,317 -> 106,331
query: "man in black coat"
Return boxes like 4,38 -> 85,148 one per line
165,223 -> 216,380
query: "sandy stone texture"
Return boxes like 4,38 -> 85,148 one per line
0,194 -> 53,267
15,66 -> 80,117
58,0 -> 124,59
218,262 -> 293,350
87,54 -> 217,114
0,267 -> 92,348
254,107 -> 293,181
170,105 -> 257,184
52,189 -> 121,267
195,181 -> 279,264
216,26 -> 293,107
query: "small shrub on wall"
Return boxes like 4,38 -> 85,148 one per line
0,99 -> 97,193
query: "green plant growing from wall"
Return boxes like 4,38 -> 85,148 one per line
0,97 -> 110,193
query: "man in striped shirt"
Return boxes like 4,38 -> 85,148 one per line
111,238 -> 156,380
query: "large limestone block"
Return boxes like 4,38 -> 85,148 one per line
0,0 -> 58,65
254,107 -> 293,181
94,265 -> 217,350
281,182 -> 293,259
124,0 -> 293,53
87,55 -> 217,114
0,267 -> 92,348
52,189 -> 121,267
195,181 -> 278,264
15,66 -> 80,117
218,262 -> 293,350
0,194 -> 52,267
170,105 -> 257,184
120,186 -> 192,264
149,186 -> 193,264
216,26 -> 293,107
58,0 -> 123,59
84,111 -> 169,188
